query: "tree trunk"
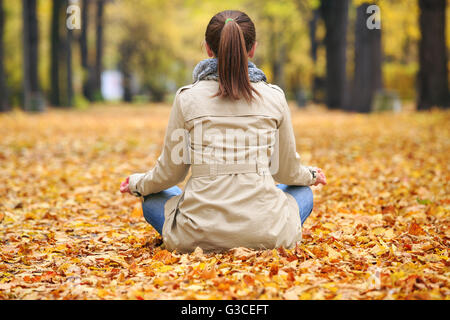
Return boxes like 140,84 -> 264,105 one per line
309,9 -> 320,63
351,3 -> 383,113
22,0 -> 44,111
267,17 -> 286,90
309,9 -> 324,103
66,26 -> 73,107
0,0 -> 9,112
119,41 -> 133,103
50,0 -> 61,106
320,0 -> 349,109
80,0 -> 93,101
417,0 -> 449,109
271,40 -> 286,90
50,0 -> 73,107
94,0 -> 104,100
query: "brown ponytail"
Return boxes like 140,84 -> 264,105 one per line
205,10 -> 259,103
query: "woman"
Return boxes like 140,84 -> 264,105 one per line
120,10 -> 326,253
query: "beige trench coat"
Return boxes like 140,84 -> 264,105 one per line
129,80 -> 317,253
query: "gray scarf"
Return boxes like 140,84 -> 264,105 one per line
192,58 -> 267,83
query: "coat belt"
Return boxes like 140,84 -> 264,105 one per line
191,162 -> 270,178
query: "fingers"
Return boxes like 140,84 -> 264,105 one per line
319,172 -> 327,185
316,169 -> 326,184
120,177 -> 130,194
312,171 -> 327,186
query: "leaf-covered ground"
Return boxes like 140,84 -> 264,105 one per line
0,105 -> 449,300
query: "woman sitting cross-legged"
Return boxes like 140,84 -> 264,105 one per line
120,10 -> 327,253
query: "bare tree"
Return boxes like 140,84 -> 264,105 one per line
79,0 -> 93,101
0,0 -> 9,112
320,0 -> 349,109
94,0 -> 104,100
417,0 -> 449,109
50,0 -> 74,107
351,3 -> 383,113
308,8 -> 325,103
66,21 -> 74,107
267,16 -> 287,90
118,40 -> 134,103
22,0 -> 44,111
50,0 -> 61,106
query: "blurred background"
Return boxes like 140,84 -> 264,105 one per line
0,0 -> 448,112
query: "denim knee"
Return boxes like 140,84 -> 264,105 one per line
303,186 -> 314,214
141,197 -> 160,224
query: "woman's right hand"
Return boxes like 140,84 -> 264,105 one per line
120,176 -> 131,194
313,168 -> 327,186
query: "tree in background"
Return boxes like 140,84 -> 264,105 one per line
267,15 -> 287,90
79,0 -> 93,101
50,0 -> 74,107
22,0 -> 44,111
94,0 -> 104,101
320,0 -> 349,109
0,0 -> 9,112
0,0 -> 445,110
118,38 -> 135,103
351,3 -> 383,113
417,0 -> 449,109
308,8 -> 325,104
50,0 -> 61,107
65,4 -> 74,108
107,0 -> 189,102
257,0 -> 312,100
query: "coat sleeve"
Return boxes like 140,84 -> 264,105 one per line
128,91 -> 190,197
271,88 -> 317,186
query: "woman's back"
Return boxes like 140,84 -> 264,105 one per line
159,80 -> 309,252
182,80 -> 282,166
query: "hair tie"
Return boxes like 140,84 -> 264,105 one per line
225,18 -> 234,24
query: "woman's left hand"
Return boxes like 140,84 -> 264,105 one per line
313,168 -> 327,186
120,176 -> 131,194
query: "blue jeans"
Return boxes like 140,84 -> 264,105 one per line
142,184 -> 314,235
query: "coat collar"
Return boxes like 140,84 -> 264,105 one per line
192,58 -> 267,83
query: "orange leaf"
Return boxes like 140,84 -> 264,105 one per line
242,274 -> 255,285
200,266 -> 217,279
287,271 -> 295,282
408,222 -> 426,236
269,264 -> 279,277
153,249 -> 179,265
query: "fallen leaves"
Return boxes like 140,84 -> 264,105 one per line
0,106 -> 449,300
153,250 -> 179,265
